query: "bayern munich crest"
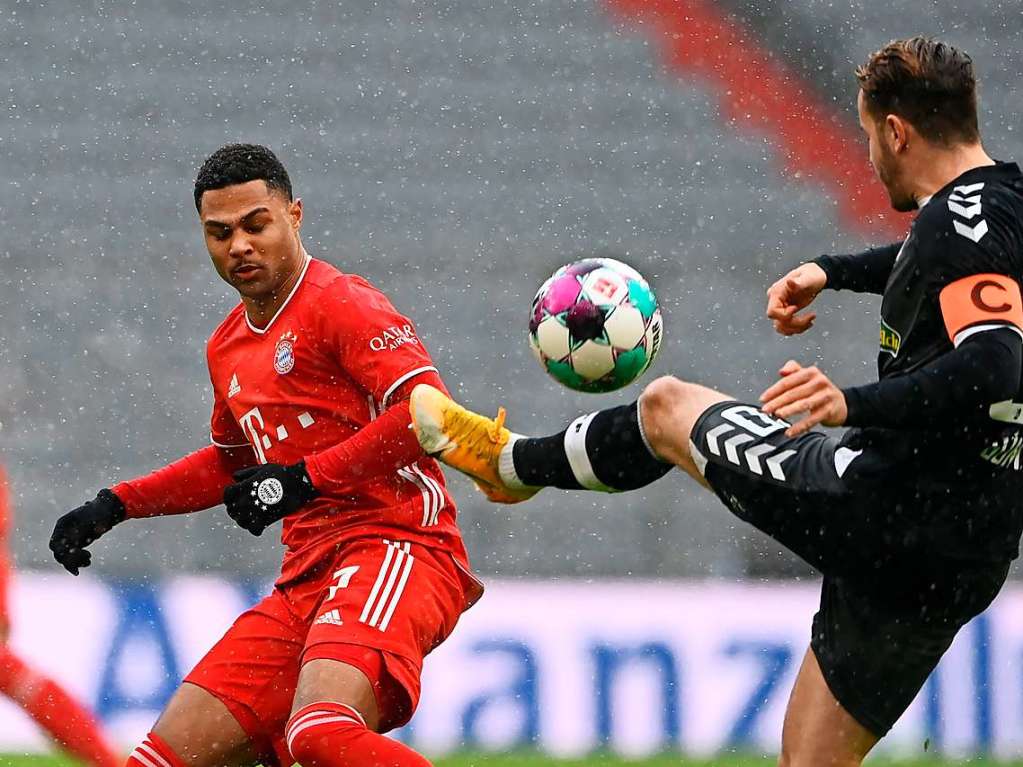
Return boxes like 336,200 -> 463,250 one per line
256,477 -> 284,506
274,331 -> 297,375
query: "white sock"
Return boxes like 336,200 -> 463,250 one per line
498,435 -> 531,489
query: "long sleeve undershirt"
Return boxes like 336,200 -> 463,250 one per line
113,445 -> 253,518
842,327 -> 1022,429
303,372 -> 447,495
112,371 -> 447,518
814,242 -> 902,295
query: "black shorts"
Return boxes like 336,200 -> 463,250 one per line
691,400 -> 1010,735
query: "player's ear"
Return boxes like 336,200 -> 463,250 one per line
885,114 -> 909,153
289,198 -> 303,230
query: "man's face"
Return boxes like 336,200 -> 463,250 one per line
199,180 -> 304,300
858,90 -> 917,212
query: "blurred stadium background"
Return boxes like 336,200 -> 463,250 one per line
3,0 -> 1023,763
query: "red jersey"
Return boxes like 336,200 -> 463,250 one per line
206,255 -> 465,585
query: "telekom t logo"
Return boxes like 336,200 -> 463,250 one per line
237,406 -> 317,464
238,407 -> 269,463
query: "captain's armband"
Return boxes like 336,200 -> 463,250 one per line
939,273 -> 1023,346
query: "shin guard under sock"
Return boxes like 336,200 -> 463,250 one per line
126,733 -> 186,767
510,402 -> 671,491
287,702 -> 432,766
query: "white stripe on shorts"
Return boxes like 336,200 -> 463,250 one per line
360,541 -> 414,630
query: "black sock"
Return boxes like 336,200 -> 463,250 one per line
512,402 -> 672,491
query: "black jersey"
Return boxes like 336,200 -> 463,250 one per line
820,162 -> 1023,561
877,162 -> 1023,384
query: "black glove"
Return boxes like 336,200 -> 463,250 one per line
49,489 -> 126,575
223,461 -> 319,536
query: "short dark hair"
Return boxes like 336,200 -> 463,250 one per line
193,143 -> 293,212
856,37 -> 980,146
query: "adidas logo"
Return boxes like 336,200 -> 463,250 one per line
228,374 -> 241,398
315,609 -> 342,626
948,182 -> 987,243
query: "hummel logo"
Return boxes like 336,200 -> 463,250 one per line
954,219 -> 988,243
315,609 -> 342,626
704,409 -> 796,483
949,183 -> 987,243
228,374 -> 241,398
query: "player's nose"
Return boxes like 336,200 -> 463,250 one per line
228,233 -> 255,259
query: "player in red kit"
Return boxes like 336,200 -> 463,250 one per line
49,144 -> 482,767
0,466 -> 121,767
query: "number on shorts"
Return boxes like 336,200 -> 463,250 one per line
721,405 -> 787,437
327,566 -> 361,601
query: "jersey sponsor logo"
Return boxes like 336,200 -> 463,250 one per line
236,406 -> 317,464
239,406 -> 270,463
948,182 -> 988,243
879,317 -> 902,357
274,331 -> 297,375
939,273 -> 1023,343
227,374 -> 241,398
981,432 -> 1023,470
369,324 -> 419,352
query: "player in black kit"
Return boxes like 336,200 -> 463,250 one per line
409,37 -> 1023,765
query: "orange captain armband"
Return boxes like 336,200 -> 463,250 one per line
939,273 -> 1023,346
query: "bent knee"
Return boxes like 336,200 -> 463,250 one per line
638,376 -> 693,457
639,376 -> 729,458
640,375 -> 687,414
641,376 -> 727,421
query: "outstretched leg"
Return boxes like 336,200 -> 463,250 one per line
0,648 -> 121,767
410,376 -> 730,500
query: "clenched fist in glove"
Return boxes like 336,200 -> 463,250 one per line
49,489 -> 126,575
223,462 -> 319,536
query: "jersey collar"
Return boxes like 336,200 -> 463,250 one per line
244,250 -> 312,336
923,160 -> 1021,208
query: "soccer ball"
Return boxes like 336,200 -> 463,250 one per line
529,258 -> 663,393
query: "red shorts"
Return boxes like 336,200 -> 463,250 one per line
184,538 -> 481,766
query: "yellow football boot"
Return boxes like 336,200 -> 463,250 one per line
409,384 -> 540,504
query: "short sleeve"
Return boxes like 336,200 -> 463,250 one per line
326,276 -> 439,408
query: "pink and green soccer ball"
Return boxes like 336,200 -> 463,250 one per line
529,258 -> 663,393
